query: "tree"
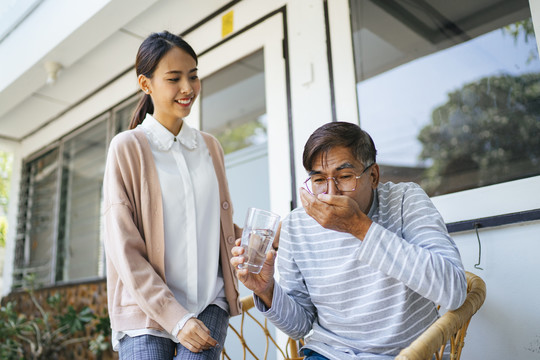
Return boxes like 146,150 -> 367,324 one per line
0,151 -> 12,214
418,73 -> 540,195
0,151 -> 12,247
503,18 -> 537,63
214,119 -> 267,154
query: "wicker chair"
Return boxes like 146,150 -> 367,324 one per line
223,271 -> 486,360
396,271 -> 486,360
222,295 -> 303,360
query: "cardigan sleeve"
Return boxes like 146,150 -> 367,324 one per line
103,133 -> 189,334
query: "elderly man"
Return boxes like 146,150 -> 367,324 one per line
231,122 -> 467,360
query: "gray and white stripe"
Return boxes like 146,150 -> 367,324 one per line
256,182 -> 466,360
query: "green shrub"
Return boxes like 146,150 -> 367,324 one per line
0,217 -> 6,248
0,276 -> 110,360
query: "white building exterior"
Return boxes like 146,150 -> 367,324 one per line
1,0 -> 540,359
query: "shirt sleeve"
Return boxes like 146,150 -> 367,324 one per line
358,183 -> 467,310
253,220 -> 317,340
171,313 -> 196,339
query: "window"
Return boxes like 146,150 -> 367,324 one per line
14,147 -> 60,286
351,0 -> 540,196
114,98 -> 138,134
200,49 -> 272,223
56,120 -> 107,282
201,50 -> 267,155
13,99 -> 138,288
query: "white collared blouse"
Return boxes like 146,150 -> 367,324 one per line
112,114 -> 226,348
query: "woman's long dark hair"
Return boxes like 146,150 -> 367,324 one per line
128,31 -> 198,130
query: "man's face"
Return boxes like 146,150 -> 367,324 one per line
309,146 -> 379,214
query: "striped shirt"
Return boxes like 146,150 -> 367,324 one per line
255,182 -> 466,359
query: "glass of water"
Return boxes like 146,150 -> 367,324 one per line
239,208 -> 280,274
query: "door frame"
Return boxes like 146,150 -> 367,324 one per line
186,8 -> 295,216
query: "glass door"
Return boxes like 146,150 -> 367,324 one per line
189,13 -> 291,226
201,49 -> 270,224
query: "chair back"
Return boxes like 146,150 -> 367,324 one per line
223,271 -> 486,360
222,295 -> 303,360
395,271 -> 486,360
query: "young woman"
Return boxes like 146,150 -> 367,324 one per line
103,31 -> 241,360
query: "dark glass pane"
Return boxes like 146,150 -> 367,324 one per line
14,148 -> 59,287
115,99 -> 138,134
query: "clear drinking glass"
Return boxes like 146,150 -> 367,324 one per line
239,208 -> 280,274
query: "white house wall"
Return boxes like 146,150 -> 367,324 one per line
449,220 -> 540,359
430,176 -> 540,358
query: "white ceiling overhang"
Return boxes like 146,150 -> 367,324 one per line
0,0 -> 231,142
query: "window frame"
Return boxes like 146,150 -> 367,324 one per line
12,97 -> 139,289
323,0 -> 540,226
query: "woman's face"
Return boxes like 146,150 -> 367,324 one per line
141,47 -> 200,127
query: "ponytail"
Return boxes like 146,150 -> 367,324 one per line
129,94 -> 153,130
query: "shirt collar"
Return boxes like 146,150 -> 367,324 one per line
367,187 -> 378,219
139,114 -> 198,151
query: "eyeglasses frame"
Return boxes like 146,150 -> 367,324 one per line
303,163 -> 375,195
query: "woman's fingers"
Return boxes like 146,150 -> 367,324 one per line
178,319 -> 218,352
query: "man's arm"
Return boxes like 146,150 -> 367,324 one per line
254,279 -> 316,340
300,183 -> 466,310
254,222 -> 318,340
232,218 -> 318,340
358,184 -> 466,310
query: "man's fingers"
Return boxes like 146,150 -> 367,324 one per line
317,193 -> 350,207
300,188 -> 313,207
231,244 -> 244,256
230,245 -> 246,269
236,268 -> 250,283
300,188 -> 320,216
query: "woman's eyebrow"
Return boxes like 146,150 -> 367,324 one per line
165,67 -> 198,74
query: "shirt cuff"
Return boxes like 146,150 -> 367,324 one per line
171,313 -> 196,338
253,282 -> 284,321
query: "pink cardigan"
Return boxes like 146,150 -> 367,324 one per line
103,128 -> 242,334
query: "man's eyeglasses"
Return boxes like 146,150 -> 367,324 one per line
303,163 -> 374,195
